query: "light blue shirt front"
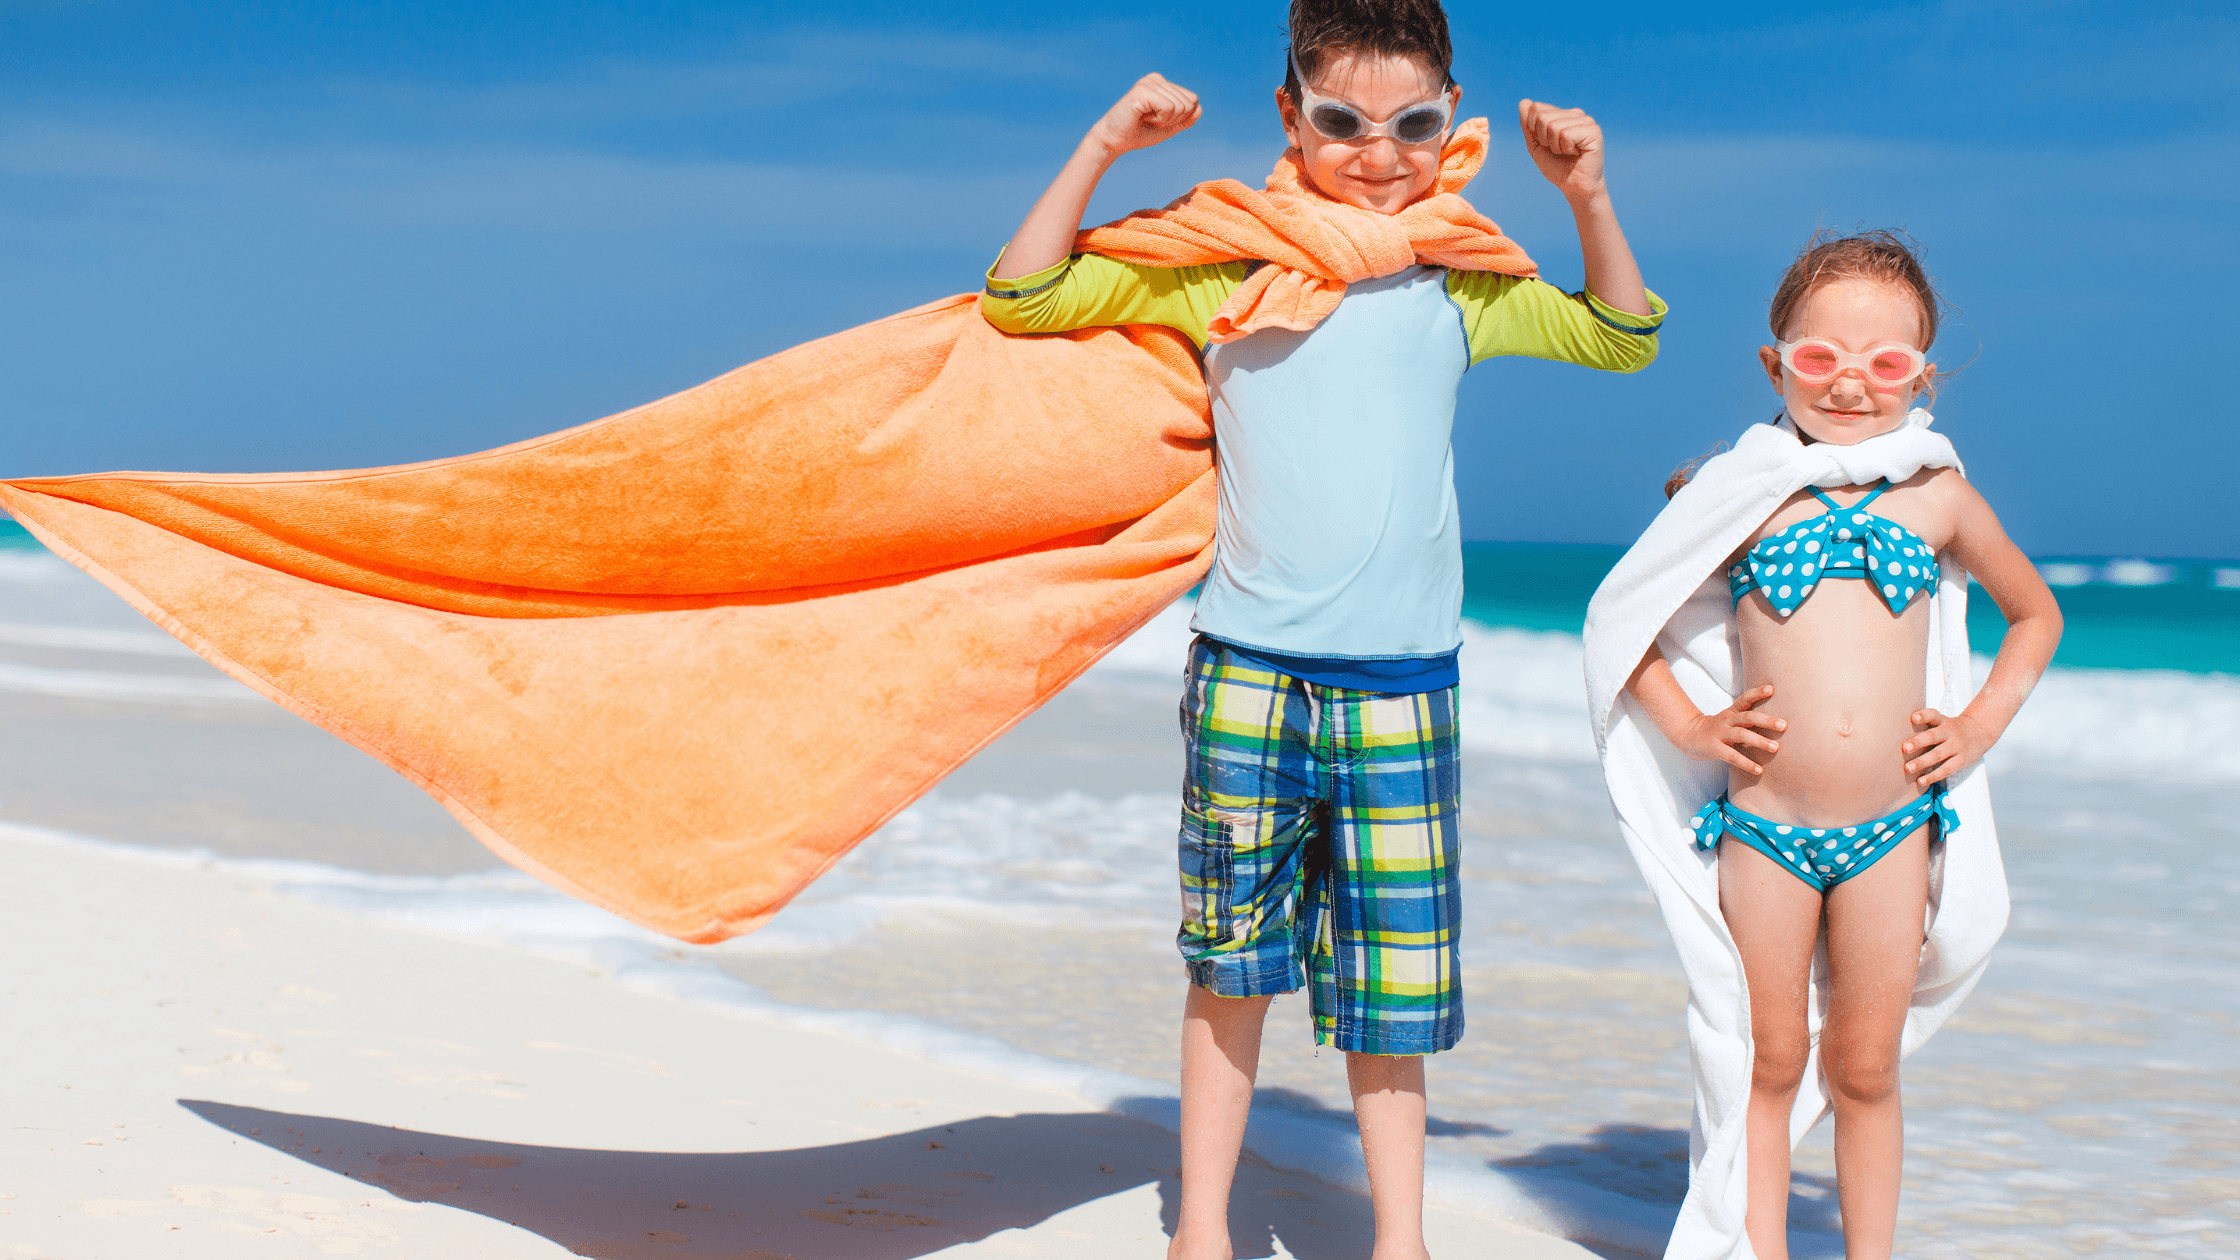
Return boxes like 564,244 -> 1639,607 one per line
1190,266 -> 1472,660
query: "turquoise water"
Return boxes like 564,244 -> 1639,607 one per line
7,521 -> 2233,675
1462,542 -> 2240,675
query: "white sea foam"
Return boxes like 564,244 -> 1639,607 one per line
0,621 -> 197,656
226,791 -> 1185,958
0,660 -> 259,704
1085,603 -> 1603,762
1455,626 -> 1601,763
0,551 -> 70,583
1986,658 -> 2240,784
1088,607 -> 2240,783
2101,558 -> 2177,586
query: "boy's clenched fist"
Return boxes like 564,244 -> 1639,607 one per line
1090,73 -> 1203,158
1517,98 -> 1608,202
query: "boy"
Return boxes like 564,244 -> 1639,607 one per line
982,2 -> 1662,1255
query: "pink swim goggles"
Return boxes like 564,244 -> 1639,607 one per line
1775,338 -> 1930,388
1287,48 -> 1455,147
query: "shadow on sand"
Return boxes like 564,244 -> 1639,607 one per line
1488,1120 -> 1841,1258
182,1098 -> 1389,1260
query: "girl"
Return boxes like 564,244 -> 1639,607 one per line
1583,233 -> 2061,1260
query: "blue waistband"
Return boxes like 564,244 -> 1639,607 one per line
1204,637 -> 1460,694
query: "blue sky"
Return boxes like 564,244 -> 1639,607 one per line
3,1 -> 2233,556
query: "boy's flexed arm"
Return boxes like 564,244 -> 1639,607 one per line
991,75 -> 1202,281
1518,99 -> 1650,318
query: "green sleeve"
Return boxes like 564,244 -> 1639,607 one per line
979,252 -> 1250,351
1444,271 -> 1668,372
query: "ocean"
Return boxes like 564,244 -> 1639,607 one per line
4,520 -> 2235,1257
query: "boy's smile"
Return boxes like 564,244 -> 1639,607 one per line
1279,51 -> 1457,215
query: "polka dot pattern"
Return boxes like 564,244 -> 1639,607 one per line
1688,784 -> 1959,893
1728,480 -> 1938,617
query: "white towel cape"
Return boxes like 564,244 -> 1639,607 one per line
1582,411 -> 2009,1260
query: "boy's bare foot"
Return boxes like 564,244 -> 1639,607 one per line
1164,1226 -> 1231,1260
1168,1228 -> 1431,1258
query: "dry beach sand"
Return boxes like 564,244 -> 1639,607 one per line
0,822 -> 1599,1260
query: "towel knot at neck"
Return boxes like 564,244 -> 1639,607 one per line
1074,117 -> 1537,343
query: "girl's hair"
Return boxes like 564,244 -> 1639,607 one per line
1665,231 -> 1950,499
1663,445 -> 1725,500
1284,0 -> 1456,99
1768,229 -> 1946,350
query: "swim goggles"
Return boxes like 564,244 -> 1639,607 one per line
1775,338 -> 1929,388
1286,48 -> 1455,147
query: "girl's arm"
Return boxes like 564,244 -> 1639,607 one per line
1902,478 -> 2064,788
990,74 -> 1201,281
1627,643 -> 1787,776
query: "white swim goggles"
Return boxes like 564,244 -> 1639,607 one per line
1286,47 -> 1455,147
1775,337 -> 1930,388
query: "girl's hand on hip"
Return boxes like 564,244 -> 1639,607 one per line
1518,99 -> 1606,202
1089,74 -> 1202,159
1683,685 -> 1785,775
1903,709 -> 1988,787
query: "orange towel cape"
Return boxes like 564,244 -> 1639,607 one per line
1,124 -> 1531,943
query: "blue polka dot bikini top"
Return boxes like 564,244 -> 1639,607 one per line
1728,481 -> 1939,617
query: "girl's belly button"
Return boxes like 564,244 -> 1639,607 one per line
1837,718 -> 1853,737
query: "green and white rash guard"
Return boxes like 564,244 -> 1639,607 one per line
983,252 -> 1665,690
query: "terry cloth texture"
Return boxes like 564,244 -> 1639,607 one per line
0,120 -> 1527,946
1692,783 -> 1959,894
1178,636 -> 1463,1056
1074,117 -> 1538,343
1580,411 -> 2009,1260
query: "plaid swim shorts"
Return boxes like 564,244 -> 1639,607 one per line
1177,635 -> 1464,1056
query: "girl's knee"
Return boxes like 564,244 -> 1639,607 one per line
1825,1047 -> 1900,1107
1750,1035 -> 1810,1096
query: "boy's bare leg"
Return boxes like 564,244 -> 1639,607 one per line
1349,1051 -> 1431,1260
1820,831 -> 1931,1260
1170,985 -> 1273,1260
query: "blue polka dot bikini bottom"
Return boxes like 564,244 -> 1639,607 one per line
1690,783 -> 1958,893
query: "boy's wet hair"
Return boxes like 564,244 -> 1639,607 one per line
1284,0 -> 1455,98
1768,229 -> 1947,351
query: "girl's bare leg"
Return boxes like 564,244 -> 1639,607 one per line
1169,986 -> 1273,1260
1348,1051 -> 1431,1260
1720,840 -> 1826,1260
1821,830 -> 1932,1260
